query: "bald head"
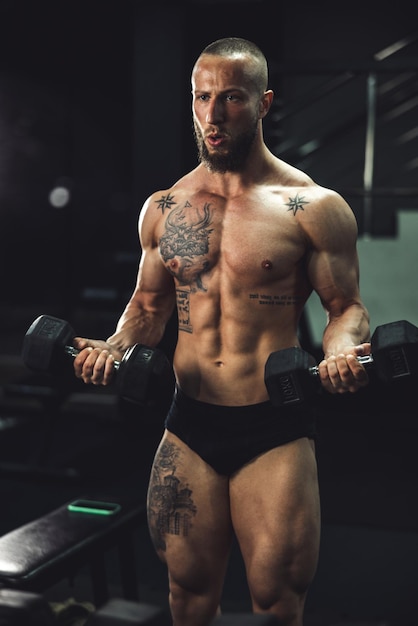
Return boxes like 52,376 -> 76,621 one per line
194,37 -> 269,96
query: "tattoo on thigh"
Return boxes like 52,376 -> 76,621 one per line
147,440 -> 197,552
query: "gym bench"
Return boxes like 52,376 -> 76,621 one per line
0,495 -> 147,608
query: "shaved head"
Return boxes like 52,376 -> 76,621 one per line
195,37 -> 268,96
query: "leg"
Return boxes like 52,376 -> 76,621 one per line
147,430 -> 233,626
230,437 -> 321,626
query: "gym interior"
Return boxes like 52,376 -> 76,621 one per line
0,1 -> 417,624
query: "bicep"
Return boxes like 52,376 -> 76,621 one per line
306,198 -> 362,315
132,246 -> 175,312
309,246 -> 360,310
128,198 -> 176,318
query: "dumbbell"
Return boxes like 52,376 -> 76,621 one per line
265,319 -> 418,407
22,314 -> 175,407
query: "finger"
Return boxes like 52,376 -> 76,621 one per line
73,336 -> 89,350
102,354 -> 116,385
319,354 -> 355,394
327,355 -> 346,390
351,342 -> 372,357
346,354 -> 369,387
73,347 -> 93,378
91,350 -> 111,384
331,353 -> 366,393
80,348 -> 104,383
318,356 -> 338,394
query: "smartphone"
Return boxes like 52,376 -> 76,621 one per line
67,499 -> 121,516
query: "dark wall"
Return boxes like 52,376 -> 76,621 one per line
0,0 -> 134,316
1,0 -> 417,318
0,0 -> 290,334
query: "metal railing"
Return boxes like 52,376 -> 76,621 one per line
268,31 -> 418,237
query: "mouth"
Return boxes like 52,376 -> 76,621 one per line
206,133 -> 226,148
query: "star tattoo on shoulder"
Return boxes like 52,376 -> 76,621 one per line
155,193 -> 176,213
285,193 -> 309,215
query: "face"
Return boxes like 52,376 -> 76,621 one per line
191,54 -> 265,173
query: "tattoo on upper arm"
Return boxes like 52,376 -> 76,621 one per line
147,441 -> 197,552
285,193 -> 309,215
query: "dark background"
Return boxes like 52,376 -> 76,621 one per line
0,1 -> 417,624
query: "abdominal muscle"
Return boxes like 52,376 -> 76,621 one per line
173,303 -> 303,406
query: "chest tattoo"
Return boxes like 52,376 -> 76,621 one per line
249,293 -> 303,306
160,202 -> 214,292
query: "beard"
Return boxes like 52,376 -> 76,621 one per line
193,118 -> 258,173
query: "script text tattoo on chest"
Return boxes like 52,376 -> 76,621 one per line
249,294 -> 303,306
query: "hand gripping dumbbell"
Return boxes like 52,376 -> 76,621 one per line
265,319 -> 418,407
22,314 -> 175,407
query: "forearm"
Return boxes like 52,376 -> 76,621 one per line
322,302 -> 370,357
106,299 -> 174,354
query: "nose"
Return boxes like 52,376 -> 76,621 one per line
206,98 -> 224,124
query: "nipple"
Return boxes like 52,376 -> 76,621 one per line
261,259 -> 273,270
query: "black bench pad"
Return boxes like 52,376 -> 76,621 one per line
0,495 -> 147,606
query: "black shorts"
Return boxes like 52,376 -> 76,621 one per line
164,387 -> 317,476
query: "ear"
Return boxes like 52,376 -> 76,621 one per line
259,89 -> 274,119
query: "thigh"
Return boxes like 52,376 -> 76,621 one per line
147,430 -> 233,594
230,438 -> 321,607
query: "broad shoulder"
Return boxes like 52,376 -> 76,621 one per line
292,181 -> 356,222
268,160 -> 357,229
269,158 -> 359,246
290,181 -> 359,249
263,159 -> 353,223
138,171 -> 203,246
142,168 -> 204,213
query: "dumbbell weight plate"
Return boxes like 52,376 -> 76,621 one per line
116,344 -> 175,407
372,319 -> 418,381
22,315 -> 75,372
265,346 -> 318,407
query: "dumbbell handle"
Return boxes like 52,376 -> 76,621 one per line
65,345 -> 122,370
309,354 -> 373,376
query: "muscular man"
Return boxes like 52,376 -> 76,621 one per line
73,38 -> 370,626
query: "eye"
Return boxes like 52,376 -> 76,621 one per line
225,94 -> 241,103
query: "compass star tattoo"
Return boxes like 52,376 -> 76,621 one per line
285,193 -> 309,215
155,193 -> 176,214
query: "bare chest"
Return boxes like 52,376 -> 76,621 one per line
157,194 -> 306,292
